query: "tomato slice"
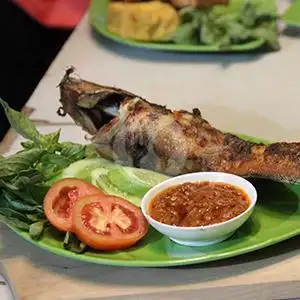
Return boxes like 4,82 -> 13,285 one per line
44,178 -> 105,232
72,195 -> 148,251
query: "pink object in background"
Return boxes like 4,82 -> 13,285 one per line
13,0 -> 90,28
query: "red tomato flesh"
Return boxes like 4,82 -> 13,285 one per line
72,195 -> 148,251
44,178 -> 105,232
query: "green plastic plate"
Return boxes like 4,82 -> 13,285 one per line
282,0 -> 300,27
5,135 -> 300,267
88,0 -> 278,52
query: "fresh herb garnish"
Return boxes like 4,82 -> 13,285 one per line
172,1 -> 280,50
63,232 -> 87,254
29,220 -> 48,240
0,99 -> 98,242
0,98 -> 166,254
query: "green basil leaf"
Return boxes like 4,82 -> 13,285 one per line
0,207 -> 32,223
21,130 -> 61,152
40,130 -> 61,152
218,35 -> 232,50
0,215 -> 30,230
29,220 -> 47,240
0,99 -> 63,152
22,185 -> 49,206
2,189 -> 42,213
179,7 -> 207,24
36,153 -> 70,180
26,213 -> 44,222
200,18 -> 223,45
0,98 -> 42,143
10,171 -> 44,188
0,180 -> 19,191
173,22 -> 199,45
63,232 -> 87,254
1,149 -> 45,179
226,21 -> 251,43
0,189 -> 10,209
252,25 -> 280,50
10,176 -> 31,188
42,130 -> 60,145
38,164 -> 62,181
0,181 -> 47,206
179,7 -> 197,23
84,144 -> 98,158
21,140 -> 35,150
238,1 -> 257,28
60,142 -> 86,163
40,153 -> 71,169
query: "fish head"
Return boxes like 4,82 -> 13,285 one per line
57,67 -> 139,136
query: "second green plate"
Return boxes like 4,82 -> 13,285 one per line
88,0 -> 279,52
282,0 -> 300,27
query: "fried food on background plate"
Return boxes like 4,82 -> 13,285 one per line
107,1 -> 179,41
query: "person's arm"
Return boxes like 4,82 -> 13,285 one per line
13,0 -> 90,28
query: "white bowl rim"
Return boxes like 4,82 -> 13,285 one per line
141,171 -> 258,231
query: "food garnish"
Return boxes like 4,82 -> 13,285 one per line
0,98 -> 95,241
72,195 -> 148,250
90,168 -> 142,206
171,1 -> 279,49
0,98 -> 166,253
43,178 -> 105,232
149,181 -> 250,226
107,167 -> 169,198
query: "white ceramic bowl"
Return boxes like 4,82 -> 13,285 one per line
141,172 -> 257,246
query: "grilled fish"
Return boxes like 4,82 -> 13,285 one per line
58,68 -> 300,183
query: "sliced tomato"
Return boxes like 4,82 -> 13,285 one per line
44,178 -> 105,232
72,195 -> 148,251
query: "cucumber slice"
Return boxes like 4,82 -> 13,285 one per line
61,158 -> 115,182
107,167 -> 169,198
91,168 -> 141,206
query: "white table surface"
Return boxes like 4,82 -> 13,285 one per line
0,267 -> 15,300
2,2 -> 300,299
0,276 -> 11,300
0,280 -> 13,300
25,2 -> 299,143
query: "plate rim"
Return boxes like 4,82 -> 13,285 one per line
282,0 -> 300,27
6,223 -> 300,267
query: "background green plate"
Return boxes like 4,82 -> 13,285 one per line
88,0 -> 278,52
282,0 -> 300,27
5,136 -> 300,267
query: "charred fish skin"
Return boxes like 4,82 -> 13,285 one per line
58,69 -> 300,183
58,67 -> 139,135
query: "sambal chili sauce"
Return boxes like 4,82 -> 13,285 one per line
149,181 -> 250,227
